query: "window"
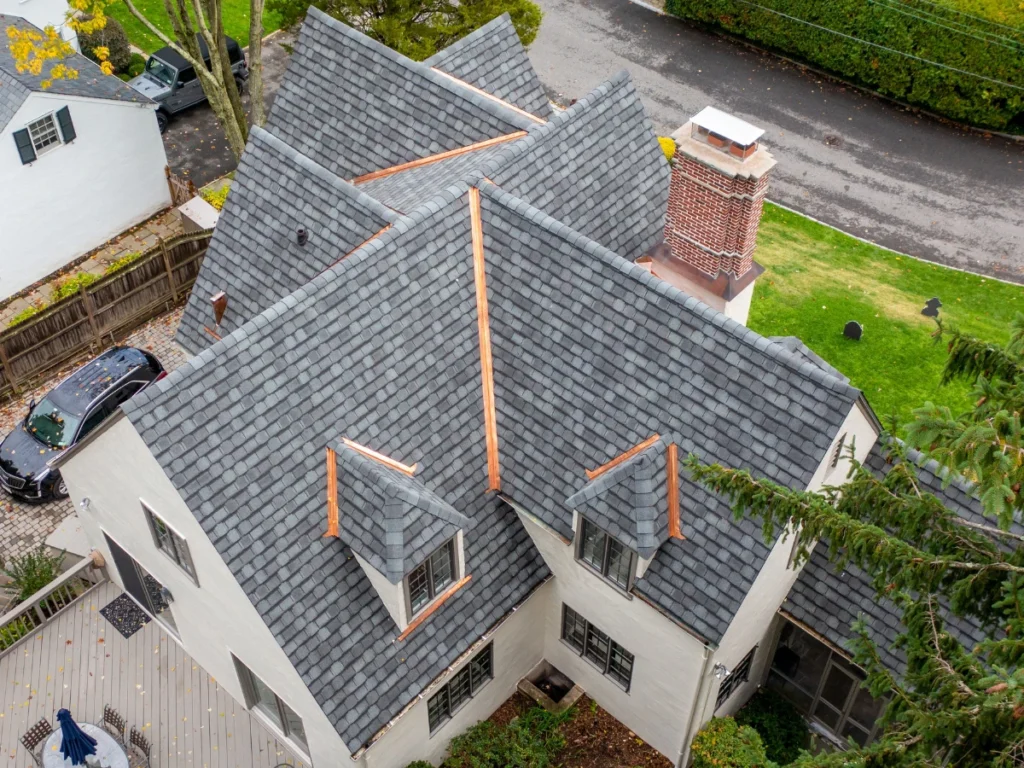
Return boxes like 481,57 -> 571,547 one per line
560,605 -> 634,691
143,502 -> 197,583
27,113 -> 61,155
830,433 -> 848,470
427,644 -> 493,733
233,657 -> 308,751
406,538 -> 457,616
715,646 -> 756,710
576,517 -> 635,590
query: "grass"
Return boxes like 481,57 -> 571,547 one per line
748,203 -> 1024,431
107,0 -> 281,53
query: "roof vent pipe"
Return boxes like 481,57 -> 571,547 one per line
297,227 -> 308,246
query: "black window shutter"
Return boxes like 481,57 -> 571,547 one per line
13,129 -> 36,164
55,106 -> 75,143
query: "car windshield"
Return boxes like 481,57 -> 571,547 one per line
26,397 -> 82,449
145,57 -> 177,86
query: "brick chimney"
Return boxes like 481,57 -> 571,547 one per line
649,107 -> 776,326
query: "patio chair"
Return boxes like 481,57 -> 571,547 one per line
128,726 -> 151,768
102,705 -> 127,747
20,718 -> 51,768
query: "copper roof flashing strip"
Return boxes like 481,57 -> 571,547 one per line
341,438 -> 418,476
324,446 -> 339,538
396,575 -> 473,642
667,443 -> 683,540
429,68 -> 548,125
469,187 -> 501,492
350,132 -> 527,185
585,433 -> 661,480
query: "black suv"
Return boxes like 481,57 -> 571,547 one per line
0,347 -> 165,501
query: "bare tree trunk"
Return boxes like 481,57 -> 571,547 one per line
248,0 -> 266,127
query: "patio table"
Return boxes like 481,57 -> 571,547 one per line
42,723 -> 129,768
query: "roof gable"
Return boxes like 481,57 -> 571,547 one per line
265,7 -> 535,181
424,13 -> 550,119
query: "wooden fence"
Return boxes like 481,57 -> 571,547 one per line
0,230 -> 212,400
166,165 -> 198,206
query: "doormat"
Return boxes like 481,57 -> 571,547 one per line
99,594 -> 150,639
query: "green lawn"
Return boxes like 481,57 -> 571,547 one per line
748,204 -> 1024,431
107,0 -> 281,52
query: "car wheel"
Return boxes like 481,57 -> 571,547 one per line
157,111 -> 169,134
234,76 -> 245,95
53,474 -> 69,500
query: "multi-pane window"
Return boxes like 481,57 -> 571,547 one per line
143,502 -> 197,583
427,644 -> 493,733
830,433 -> 848,470
715,646 -> 756,710
27,114 -> 61,155
407,538 -> 457,615
576,517 -> 635,590
233,657 -> 308,751
560,605 -> 634,691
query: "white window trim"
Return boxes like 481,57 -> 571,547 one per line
231,653 -> 312,761
141,499 -> 198,586
26,111 -> 63,157
403,534 -> 462,619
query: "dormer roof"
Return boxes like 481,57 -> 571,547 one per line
331,439 -> 469,584
567,438 -> 670,558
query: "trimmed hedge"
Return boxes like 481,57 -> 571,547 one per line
663,0 -> 1024,130
690,717 -> 778,768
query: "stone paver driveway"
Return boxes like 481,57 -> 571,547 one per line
0,308 -> 187,560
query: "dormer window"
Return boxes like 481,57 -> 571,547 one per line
406,537 -> 458,615
576,517 -> 636,590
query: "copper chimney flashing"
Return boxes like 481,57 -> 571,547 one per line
210,291 -> 228,326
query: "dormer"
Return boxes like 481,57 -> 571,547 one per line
566,435 -> 682,590
324,438 -> 470,633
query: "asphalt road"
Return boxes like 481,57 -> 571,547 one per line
529,0 -> 1024,280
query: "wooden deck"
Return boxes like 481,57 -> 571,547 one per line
1,581 -> 305,768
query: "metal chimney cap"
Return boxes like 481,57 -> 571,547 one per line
691,106 -> 764,147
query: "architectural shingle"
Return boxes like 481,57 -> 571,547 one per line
424,13 -> 550,119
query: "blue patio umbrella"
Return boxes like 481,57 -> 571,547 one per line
56,709 -> 97,765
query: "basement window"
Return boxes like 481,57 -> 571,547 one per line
406,537 -> 457,616
427,644 -> 493,733
576,517 -> 636,591
561,604 -> 634,690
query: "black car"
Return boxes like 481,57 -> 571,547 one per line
0,347 -> 165,501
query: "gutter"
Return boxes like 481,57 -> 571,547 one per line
676,643 -> 714,768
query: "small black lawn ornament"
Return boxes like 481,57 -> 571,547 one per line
843,321 -> 863,341
921,297 -> 942,318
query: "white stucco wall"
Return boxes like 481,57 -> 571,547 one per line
0,0 -> 78,48
515,506 -> 710,763
61,417 -> 343,767
358,579 -> 550,768
0,93 -> 169,298
354,551 -> 409,630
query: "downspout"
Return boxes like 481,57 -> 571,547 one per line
676,644 -> 714,768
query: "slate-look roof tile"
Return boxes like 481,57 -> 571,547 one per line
332,440 -> 470,583
176,126 -> 396,353
424,13 -> 550,119
265,8 -> 533,181
0,14 -> 151,131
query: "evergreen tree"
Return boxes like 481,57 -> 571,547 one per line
685,317 -> 1024,767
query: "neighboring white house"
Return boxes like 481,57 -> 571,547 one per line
54,10 -> 981,768
0,14 -> 169,299
0,0 -> 78,49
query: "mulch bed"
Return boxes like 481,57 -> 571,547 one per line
489,692 -> 672,768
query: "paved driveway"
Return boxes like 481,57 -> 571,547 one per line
529,0 -> 1024,280
162,30 -> 297,188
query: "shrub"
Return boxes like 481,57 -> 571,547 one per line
78,15 -> 132,74
105,250 -> 144,275
442,706 -> 569,768
690,717 -> 778,768
2,547 -> 65,604
405,763 -> 433,768
658,136 -> 676,163
201,185 -> 230,211
9,303 -> 45,328
126,52 -> 146,78
662,0 -> 1024,130
52,272 -> 99,302
735,689 -> 809,765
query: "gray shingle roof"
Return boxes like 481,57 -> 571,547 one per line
332,439 -> 470,583
0,14 -> 151,131
424,13 -> 550,119
785,440 -> 996,675
176,126 -> 397,353
265,8 -> 534,182
480,70 -> 670,260
566,438 -> 670,558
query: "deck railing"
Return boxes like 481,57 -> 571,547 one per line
0,557 -> 106,656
